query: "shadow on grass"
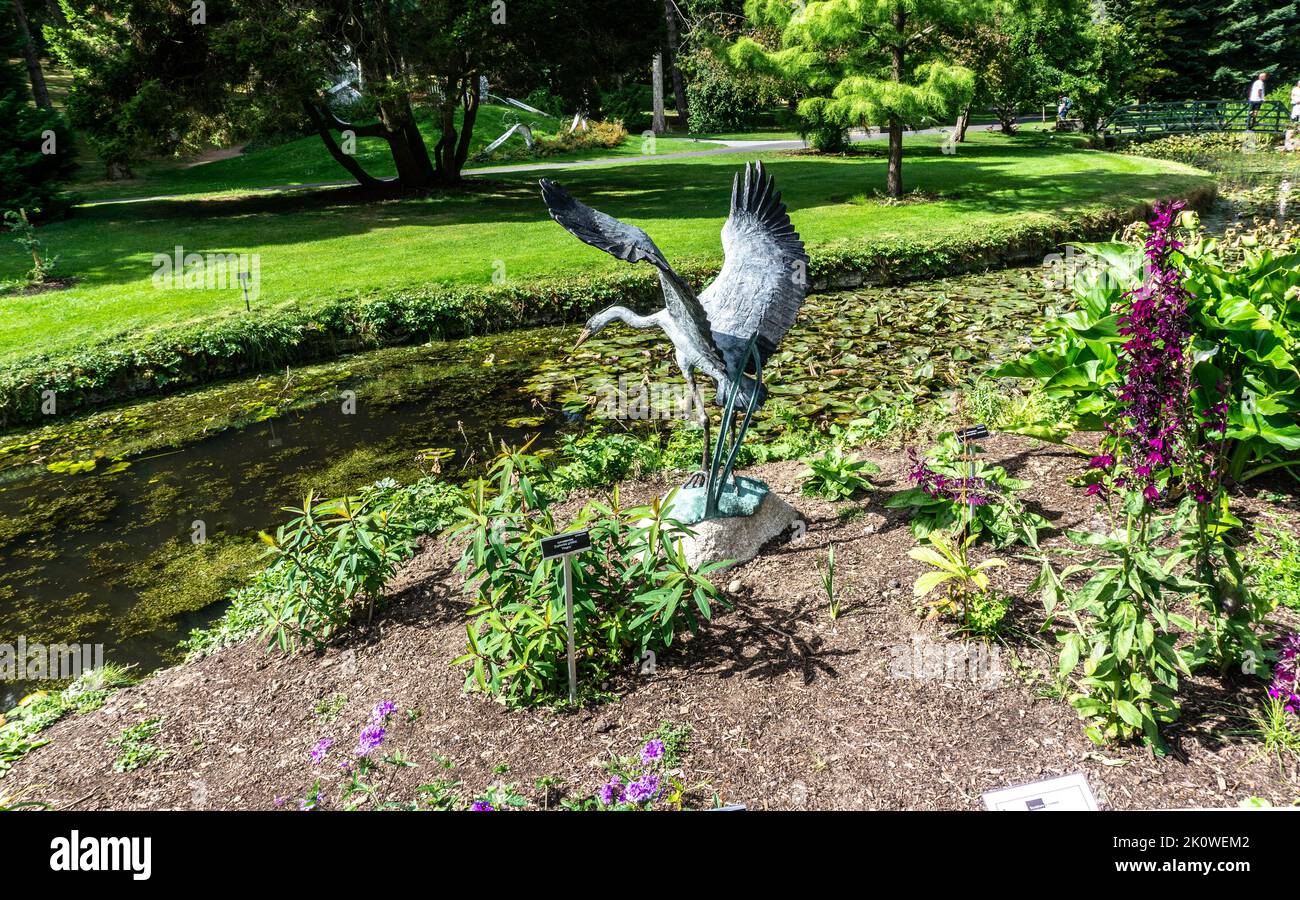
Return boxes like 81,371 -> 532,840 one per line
19,142 -> 1211,296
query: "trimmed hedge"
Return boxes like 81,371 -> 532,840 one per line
0,186 -> 1215,429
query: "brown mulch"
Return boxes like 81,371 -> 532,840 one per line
9,434 -> 1299,810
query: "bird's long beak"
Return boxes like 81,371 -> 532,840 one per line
573,327 -> 592,349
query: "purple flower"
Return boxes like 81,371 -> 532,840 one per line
370,701 -> 397,724
906,448 -> 998,507
470,801 -> 494,811
1105,200 -> 1218,507
598,777 -> 624,806
623,773 -> 661,804
309,737 -> 333,765
640,739 -> 665,766
1270,633 -> 1300,717
354,723 -> 386,758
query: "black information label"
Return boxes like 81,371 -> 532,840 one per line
540,530 -> 592,560
957,424 -> 990,443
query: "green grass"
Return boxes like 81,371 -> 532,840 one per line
70,104 -> 721,202
0,130 -> 1209,366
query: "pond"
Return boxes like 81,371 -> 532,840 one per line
0,265 -> 1062,706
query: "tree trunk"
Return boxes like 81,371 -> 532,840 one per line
14,0 -> 51,108
451,76 -> 481,178
662,0 -> 688,131
887,7 -> 906,199
652,53 -> 666,135
954,102 -> 971,143
304,102 -> 384,188
377,94 -> 436,189
887,118 -> 904,197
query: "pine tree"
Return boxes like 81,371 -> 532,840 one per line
1207,0 -> 1300,94
728,0 -> 993,198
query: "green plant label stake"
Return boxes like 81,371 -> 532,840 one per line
540,530 -> 592,703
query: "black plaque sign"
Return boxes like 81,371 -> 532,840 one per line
957,424 -> 990,443
540,530 -> 592,560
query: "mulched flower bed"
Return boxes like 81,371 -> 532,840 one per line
8,435 -> 1298,810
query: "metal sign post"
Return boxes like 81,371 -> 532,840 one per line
540,530 -> 592,704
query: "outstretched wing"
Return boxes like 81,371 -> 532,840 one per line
700,161 -> 808,369
539,179 -> 724,386
540,178 -> 672,271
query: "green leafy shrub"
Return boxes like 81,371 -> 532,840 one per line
684,61 -> 761,134
1026,206 -> 1270,751
185,477 -> 464,657
1246,520 -> 1300,613
451,447 -> 728,706
799,447 -> 880,500
910,531 -> 1007,624
1033,521 -> 1191,749
257,482 -> 429,651
994,232 -> 1300,482
886,433 -> 1045,547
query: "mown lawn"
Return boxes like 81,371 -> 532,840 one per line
70,104 -> 722,202
0,130 -> 1210,365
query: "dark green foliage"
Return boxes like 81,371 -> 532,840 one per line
599,84 -> 654,135
0,0 -> 74,216
1205,0 -> 1300,94
684,63 -> 760,134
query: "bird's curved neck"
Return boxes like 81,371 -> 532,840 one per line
594,306 -> 659,331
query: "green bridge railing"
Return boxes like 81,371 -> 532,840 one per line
1101,100 -> 1291,138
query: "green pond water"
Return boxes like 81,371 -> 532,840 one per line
0,266 -> 1062,705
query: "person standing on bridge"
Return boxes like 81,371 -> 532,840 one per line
1248,72 -> 1268,130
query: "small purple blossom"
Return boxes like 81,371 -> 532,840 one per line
470,801 -> 495,811
354,722 -> 386,758
309,737 -> 333,765
370,701 -> 397,724
906,448 -> 998,507
598,776 -> 624,806
640,739 -> 665,766
623,773 -> 661,804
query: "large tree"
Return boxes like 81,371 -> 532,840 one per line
728,0 -> 991,198
1205,0 -> 1300,94
49,0 -> 663,187
0,0 -> 73,216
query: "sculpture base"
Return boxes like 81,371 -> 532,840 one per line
661,478 -> 804,571
663,475 -> 771,526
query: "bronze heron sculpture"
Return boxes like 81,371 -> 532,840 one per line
540,161 -> 807,514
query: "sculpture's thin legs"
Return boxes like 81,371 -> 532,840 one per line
696,381 -> 711,474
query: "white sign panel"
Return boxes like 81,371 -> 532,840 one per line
982,772 -> 1099,811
